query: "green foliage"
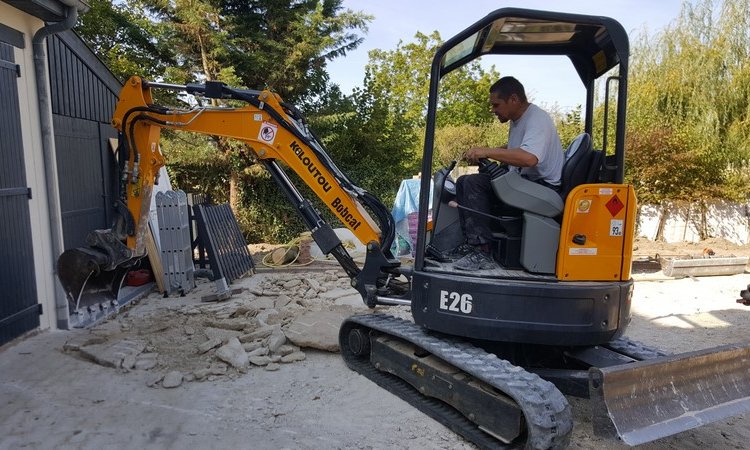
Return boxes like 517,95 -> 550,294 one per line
626,0 -> 750,201
220,0 -> 372,103
307,81 -> 419,209
79,0 -> 750,244
160,131 -> 230,201
365,31 -> 500,130
551,105 -> 584,149
75,0 -> 175,81
432,123 -> 507,169
625,126 -> 711,203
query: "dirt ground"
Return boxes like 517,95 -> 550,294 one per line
2,238 -> 750,449
632,236 -> 750,261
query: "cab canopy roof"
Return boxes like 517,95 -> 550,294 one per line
439,8 -> 629,84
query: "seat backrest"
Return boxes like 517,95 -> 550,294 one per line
560,133 -> 593,200
586,149 -> 604,184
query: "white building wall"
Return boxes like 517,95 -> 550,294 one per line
1,2 -> 60,331
637,201 -> 750,245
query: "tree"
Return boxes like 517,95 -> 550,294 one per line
128,0 -> 371,220
220,0 -> 372,103
365,31 -> 500,130
626,0 -> 750,201
74,0 -> 175,82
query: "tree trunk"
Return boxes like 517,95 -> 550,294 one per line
229,169 -> 240,214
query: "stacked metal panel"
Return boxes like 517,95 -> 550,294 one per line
156,190 -> 195,295
194,203 -> 255,283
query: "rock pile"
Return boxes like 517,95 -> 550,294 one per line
63,269 -> 375,388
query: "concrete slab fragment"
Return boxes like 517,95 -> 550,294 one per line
284,311 -> 352,352
78,339 -> 147,369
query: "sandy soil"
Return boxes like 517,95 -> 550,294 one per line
2,239 -> 750,449
632,236 -> 750,260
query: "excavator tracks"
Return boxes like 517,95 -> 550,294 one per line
339,314 -> 573,449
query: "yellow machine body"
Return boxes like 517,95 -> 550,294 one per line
556,183 -> 636,281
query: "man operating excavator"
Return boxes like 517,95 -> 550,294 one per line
450,76 -> 564,271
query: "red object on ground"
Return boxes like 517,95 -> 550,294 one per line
126,269 -> 152,286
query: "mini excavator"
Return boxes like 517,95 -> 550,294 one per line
57,8 -> 750,449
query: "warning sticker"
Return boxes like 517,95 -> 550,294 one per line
576,199 -> 592,213
569,248 -> 598,256
258,121 -> 278,144
610,219 -> 624,237
605,195 -> 624,216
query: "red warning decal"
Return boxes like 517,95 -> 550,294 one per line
605,195 -> 624,217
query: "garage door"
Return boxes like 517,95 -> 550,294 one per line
0,41 -> 41,345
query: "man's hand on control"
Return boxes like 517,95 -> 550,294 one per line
464,147 -> 489,164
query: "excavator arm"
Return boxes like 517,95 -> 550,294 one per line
57,77 -> 405,322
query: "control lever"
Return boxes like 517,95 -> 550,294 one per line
448,200 -> 505,222
477,158 -> 508,179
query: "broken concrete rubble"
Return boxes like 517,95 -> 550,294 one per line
64,269 -> 380,388
281,351 -> 306,363
215,337 -> 249,370
198,338 -> 222,354
134,352 -> 158,370
162,371 -> 183,388
249,355 -> 272,366
284,310 -> 354,352
77,339 -> 146,369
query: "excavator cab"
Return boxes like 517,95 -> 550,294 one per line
412,8 -> 636,346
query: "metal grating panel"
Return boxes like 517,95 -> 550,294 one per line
194,203 -> 254,283
156,190 -> 195,295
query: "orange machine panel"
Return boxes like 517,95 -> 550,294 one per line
556,184 -> 636,281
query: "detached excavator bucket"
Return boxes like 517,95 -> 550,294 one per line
590,342 -> 750,445
57,246 -> 130,326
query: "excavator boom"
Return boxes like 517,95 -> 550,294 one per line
57,77 -> 402,323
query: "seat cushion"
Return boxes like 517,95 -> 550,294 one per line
491,171 -> 564,218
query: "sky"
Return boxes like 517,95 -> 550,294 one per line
327,0 -> 685,110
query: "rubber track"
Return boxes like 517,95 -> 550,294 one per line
606,336 -> 672,360
340,314 -> 573,450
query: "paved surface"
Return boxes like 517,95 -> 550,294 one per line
0,328 -> 468,449
3,270 -> 750,449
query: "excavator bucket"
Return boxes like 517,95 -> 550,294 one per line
58,248 -> 128,306
57,230 -> 135,326
590,342 -> 750,445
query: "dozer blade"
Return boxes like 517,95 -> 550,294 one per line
57,247 -> 129,325
590,342 -> 750,446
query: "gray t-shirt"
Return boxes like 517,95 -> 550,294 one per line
507,103 -> 563,186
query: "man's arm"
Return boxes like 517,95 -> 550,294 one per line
464,146 -> 539,167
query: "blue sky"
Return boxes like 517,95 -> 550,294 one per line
327,1 -> 685,110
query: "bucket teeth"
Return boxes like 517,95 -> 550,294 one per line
57,228 -> 137,314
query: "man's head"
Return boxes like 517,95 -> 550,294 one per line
489,76 -> 528,123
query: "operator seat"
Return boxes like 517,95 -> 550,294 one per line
560,133 -> 596,200
490,133 -> 596,273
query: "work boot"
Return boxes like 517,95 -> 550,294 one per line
442,243 -> 476,261
453,250 -> 498,271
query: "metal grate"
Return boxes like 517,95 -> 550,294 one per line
156,190 -> 195,295
188,193 -> 211,269
194,203 -> 254,283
